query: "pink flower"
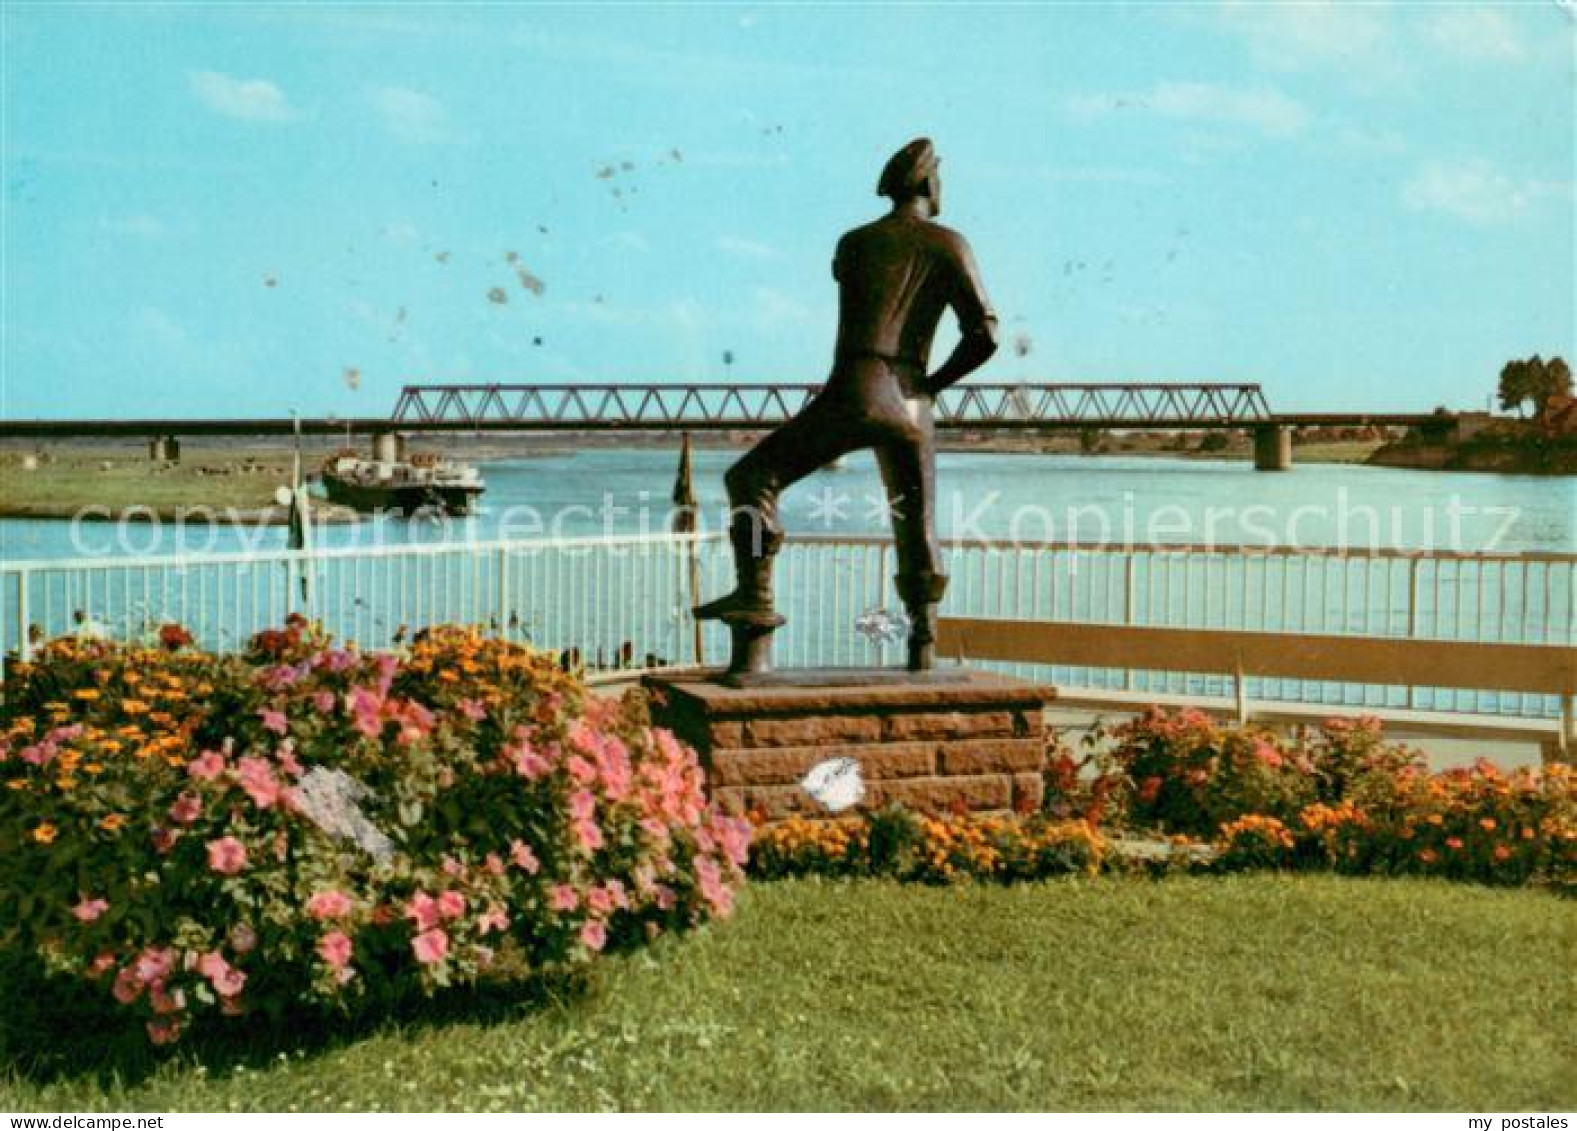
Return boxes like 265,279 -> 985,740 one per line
512,742 -> 551,779
317,930 -> 353,969
306,890 -> 353,920
549,885 -> 579,912
603,879 -> 629,910
711,816 -> 752,867
572,818 -> 605,853
259,708 -> 289,736
197,951 -> 247,997
1253,741 -> 1284,769
276,743 -> 304,778
436,890 -> 467,921
236,756 -> 282,809
411,927 -> 449,965
206,836 -> 248,875
695,856 -> 735,917
441,856 -> 466,878
312,690 -> 337,714
569,789 -> 596,822
394,699 -> 435,746
457,697 -> 487,721
587,886 -> 614,915
168,792 -> 203,825
510,839 -> 540,874
477,905 -> 509,934
347,686 -> 384,739
483,853 -> 506,876
71,897 -> 109,923
187,749 -> 226,781
134,946 -> 176,985
639,816 -> 671,845
566,755 -> 598,785
408,891 -> 440,931
579,920 -> 607,952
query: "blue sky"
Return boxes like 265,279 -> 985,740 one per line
2,1 -> 1572,419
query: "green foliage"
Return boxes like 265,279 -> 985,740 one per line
1498,354 -> 1573,418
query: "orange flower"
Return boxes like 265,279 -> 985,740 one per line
1445,837 -> 1463,850
99,814 -> 126,832
31,823 -> 57,844
1479,818 -> 1496,832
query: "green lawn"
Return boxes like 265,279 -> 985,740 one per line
3,876 -> 1573,1111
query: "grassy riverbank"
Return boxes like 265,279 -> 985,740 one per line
0,448 -> 360,523
3,875 -> 1571,1111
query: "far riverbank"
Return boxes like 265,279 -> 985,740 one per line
0,434 -> 1389,522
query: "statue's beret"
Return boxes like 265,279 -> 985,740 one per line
877,137 -> 938,199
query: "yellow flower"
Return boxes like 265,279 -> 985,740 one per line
121,700 -> 149,715
72,689 -> 101,701
32,823 -> 57,844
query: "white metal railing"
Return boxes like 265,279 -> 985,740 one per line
4,533 -> 1574,721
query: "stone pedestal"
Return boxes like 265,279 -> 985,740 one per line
643,669 -> 1054,820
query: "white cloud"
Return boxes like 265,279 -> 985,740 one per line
1213,2 -> 1405,87
1333,124 -> 1408,157
1423,8 -> 1527,63
717,236 -> 783,260
100,214 -> 168,238
366,86 -> 451,143
189,70 -> 299,123
1066,80 -> 1311,137
1400,159 -> 1556,225
598,230 -> 651,254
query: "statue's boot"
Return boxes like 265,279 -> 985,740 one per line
896,571 -> 949,672
693,521 -> 786,628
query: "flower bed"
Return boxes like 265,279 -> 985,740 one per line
750,808 -> 1106,882
1071,708 -> 1576,887
0,618 -> 748,1046
749,710 -> 1574,889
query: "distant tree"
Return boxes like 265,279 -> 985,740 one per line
1498,357 -> 1534,417
1540,357 -> 1574,417
1498,354 -> 1573,418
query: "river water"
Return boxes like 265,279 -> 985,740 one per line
2,450 -> 1572,561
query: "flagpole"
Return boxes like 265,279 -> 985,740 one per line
671,432 -> 704,667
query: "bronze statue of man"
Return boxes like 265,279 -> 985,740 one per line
695,138 -> 999,673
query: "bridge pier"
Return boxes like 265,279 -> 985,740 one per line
371,431 -> 405,463
148,434 -> 181,463
1253,424 -> 1291,471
